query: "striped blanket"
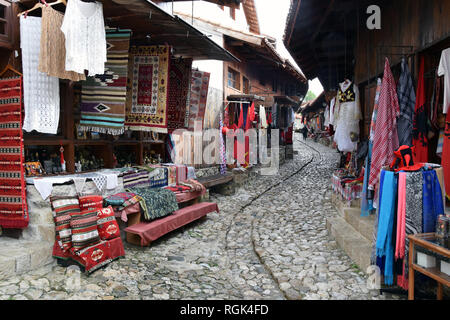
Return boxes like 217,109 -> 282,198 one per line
0,77 -> 28,229
79,28 -> 132,135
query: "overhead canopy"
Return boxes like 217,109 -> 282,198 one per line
154,0 -> 242,10
227,94 -> 265,102
18,0 -> 239,62
283,0 -> 359,91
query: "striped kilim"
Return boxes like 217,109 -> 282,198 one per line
79,28 -> 132,135
70,208 -> 101,253
368,58 -> 400,191
0,77 -> 28,229
125,45 -> 170,133
50,196 -> 81,251
187,69 -> 210,131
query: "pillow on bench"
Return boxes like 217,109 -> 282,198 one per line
97,206 -> 120,240
70,208 -> 101,253
79,195 -> 104,211
50,196 -> 81,252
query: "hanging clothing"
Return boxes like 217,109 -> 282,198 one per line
395,171 -> 407,260
324,105 -> 330,128
375,170 -> 397,285
370,169 -> 386,266
369,78 -> 382,142
272,103 -> 278,128
369,59 -> 400,192
259,105 -> 268,129
333,80 -> 362,152
20,16 -> 60,134
38,6 -> 86,81
438,47 -> 450,114
329,96 -> 336,126
412,56 -> 429,163
396,58 -> 416,146
422,170 -> 444,233
430,73 -> 442,131
443,111 -> 450,200
61,0 -> 107,76
361,142 -> 374,216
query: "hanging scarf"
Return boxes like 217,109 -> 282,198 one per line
397,58 -> 416,146
412,56 -> 429,163
395,171 -> 407,260
369,59 -> 400,193
361,142 -> 375,216
422,170 -> 444,233
375,170 -> 397,285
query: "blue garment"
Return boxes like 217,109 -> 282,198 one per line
375,170 -> 397,285
422,170 -> 444,233
374,170 -> 386,271
361,142 -> 375,216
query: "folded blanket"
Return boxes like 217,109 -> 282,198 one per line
104,192 -> 138,206
126,187 -> 178,221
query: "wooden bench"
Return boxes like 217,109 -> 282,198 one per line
197,173 -> 233,188
124,202 -> 219,246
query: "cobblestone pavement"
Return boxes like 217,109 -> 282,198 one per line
0,134 -> 404,300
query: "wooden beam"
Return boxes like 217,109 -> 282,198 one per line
311,0 -> 336,42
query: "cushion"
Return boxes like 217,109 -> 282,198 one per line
97,206 -> 120,240
70,208 -> 101,253
71,240 -> 112,274
50,196 -> 81,252
104,192 -> 137,206
79,195 -> 104,211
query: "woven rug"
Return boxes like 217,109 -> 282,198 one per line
79,28 -> 132,135
186,69 -> 210,131
0,77 -> 28,229
167,58 -> 192,133
125,45 -> 170,133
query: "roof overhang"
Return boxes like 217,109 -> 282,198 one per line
154,0 -> 242,10
227,94 -> 265,102
18,0 -> 239,62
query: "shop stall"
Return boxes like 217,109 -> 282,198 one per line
0,0 -> 239,273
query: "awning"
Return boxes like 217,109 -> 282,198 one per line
18,0 -> 239,62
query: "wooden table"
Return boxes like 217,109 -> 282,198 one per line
408,233 -> 450,300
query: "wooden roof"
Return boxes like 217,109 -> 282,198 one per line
154,0 -> 241,10
18,0 -> 239,62
242,0 -> 260,35
283,0 -> 363,91
227,94 -> 265,101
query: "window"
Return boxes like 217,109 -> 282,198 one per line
243,76 -> 250,94
227,67 -> 240,91
0,0 -> 12,46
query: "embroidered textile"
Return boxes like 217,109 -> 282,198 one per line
397,58 -> 416,146
0,77 -> 28,228
104,192 -> 137,206
422,170 -> 444,233
125,46 -> 170,133
78,195 -> 103,211
122,170 -> 150,188
38,6 -> 86,81
20,16 -> 60,134
369,58 -> 400,191
187,70 -> 210,130
96,206 -> 120,240
167,58 -> 192,133
79,28 -> 132,135
61,0 -> 107,76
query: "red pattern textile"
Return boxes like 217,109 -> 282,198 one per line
71,240 -> 112,274
0,77 -> 28,229
167,58 -> 192,133
96,206 -> 120,240
50,196 -> 81,252
412,56 -> 429,163
70,208 -> 101,252
368,58 -> 400,190
187,70 -> 210,130
79,195 -> 103,211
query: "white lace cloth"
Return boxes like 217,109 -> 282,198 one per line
61,0 -> 106,76
20,16 -> 60,134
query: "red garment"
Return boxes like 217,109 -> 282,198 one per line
237,104 -> 244,129
412,56 -> 429,163
268,112 -> 272,125
443,111 -> 450,200
245,102 -> 255,130
368,58 -> 400,190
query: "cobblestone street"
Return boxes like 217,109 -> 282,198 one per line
0,134 -> 404,300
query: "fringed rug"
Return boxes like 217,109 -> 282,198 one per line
0,77 -> 28,228
125,45 -> 170,133
79,28 -> 132,135
186,69 -> 210,131
167,58 -> 192,133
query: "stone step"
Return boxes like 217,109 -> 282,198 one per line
342,207 -> 376,242
326,215 -> 372,274
0,238 -> 54,280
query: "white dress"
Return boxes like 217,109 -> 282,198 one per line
20,16 -> 60,134
61,0 -> 106,76
333,81 -> 362,152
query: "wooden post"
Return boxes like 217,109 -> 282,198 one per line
408,239 -> 414,300
437,282 -> 443,300
63,81 -> 75,173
